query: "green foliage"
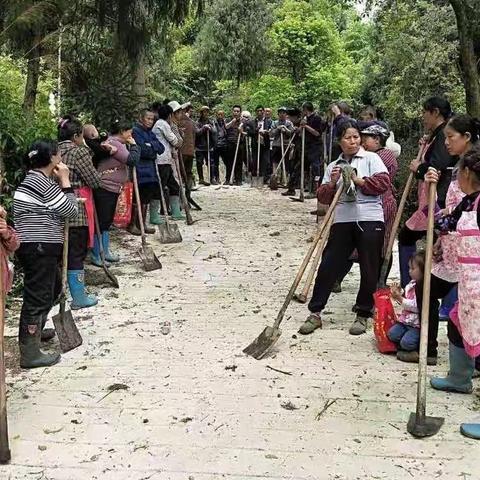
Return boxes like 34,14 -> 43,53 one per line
0,55 -> 56,204
195,0 -> 272,85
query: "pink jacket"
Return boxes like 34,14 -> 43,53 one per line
1,226 -> 19,293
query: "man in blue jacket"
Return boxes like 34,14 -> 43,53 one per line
130,109 -> 165,235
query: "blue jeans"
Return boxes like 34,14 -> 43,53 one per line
388,323 -> 420,351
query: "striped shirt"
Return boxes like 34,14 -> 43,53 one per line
13,170 -> 78,245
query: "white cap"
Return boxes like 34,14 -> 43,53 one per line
168,101 -> 182,113
181,102 -> 192,110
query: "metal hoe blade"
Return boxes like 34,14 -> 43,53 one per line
242,326 -> 282,360
138,245 -> 162,272
157,223 -> 182,244
52,302 -> 83,353
251,176 -> 263,188
407,412 -> 444,438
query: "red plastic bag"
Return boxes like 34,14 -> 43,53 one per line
113,182 -> 133,229
373,287 -> 397,354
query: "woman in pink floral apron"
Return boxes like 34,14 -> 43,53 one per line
426,146 -> 480,439
397,97 -> 455,289
397,114 -> 479,365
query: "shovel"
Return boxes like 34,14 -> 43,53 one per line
291,127 -> 306,202
407,175 -> 444,438
228,133 -> 242,186
155,163 -> 182,244
173,155 -> 194,225
294,213 -> 334,304
92,208 -> 120,287
251,132 -> 263,188
243,186 -> 344,359
52,223 -> 83,353
132,168 -> 162,271
0,252 -> 10,464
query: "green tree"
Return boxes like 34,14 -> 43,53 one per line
196,0 -> 272,87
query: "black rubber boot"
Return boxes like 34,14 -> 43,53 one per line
19,327 -> 60,369
127,208 -> 142,236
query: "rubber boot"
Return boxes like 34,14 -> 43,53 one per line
67,270 -> 98,310
149,200 -> 162,225
460,422 -> 480,440
19,325 -> 60,369
142,205 -> 156,234
430,342 -> 474,393
127,207 -> 141,236
439,286 -> 458,321
102,231 -> 119,263
90,235 -> 103,267
170,196 -> 186,221
40,314 -> 55,342
399,244 -> 416,288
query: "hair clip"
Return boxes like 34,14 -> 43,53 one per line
28,150 -> 38,158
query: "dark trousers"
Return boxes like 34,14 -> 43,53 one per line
158,164 -> 180,196
195,150 -> 214,182
251,144 -> 270,178
182,154 -> 194,189
138,183 -> 160,204
213,146 -> 228,182
308,221 -> 385,318
68,226 -> 89,270
93,188 -> 119,233
415,273 -> 456,357
18,251 -> 62,332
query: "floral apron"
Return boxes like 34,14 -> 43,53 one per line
431,180 -> 465,283
449,194 -> 480,358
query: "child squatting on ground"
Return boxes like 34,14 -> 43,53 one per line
388,252 -> 425,351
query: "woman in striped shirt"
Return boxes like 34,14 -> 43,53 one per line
13,140 -> 78,369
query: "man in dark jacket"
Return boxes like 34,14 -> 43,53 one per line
213,110 -> 228,184
130,109 -> 165,235
195,106 -> 217,185
245,106 -> 272,182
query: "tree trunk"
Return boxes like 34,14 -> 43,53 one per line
132,50 -> 146,110
449,0 -> 480,117
22,37 -> 41,115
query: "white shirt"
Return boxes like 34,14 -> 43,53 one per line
152,119 -> 180,165
322,147 -> 388,223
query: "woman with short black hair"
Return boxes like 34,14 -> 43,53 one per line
13,140 -> 78,368
298,122 -> 390,337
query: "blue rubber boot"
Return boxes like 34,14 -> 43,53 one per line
102,231 -> 120,263
170,196 -> 186,221
439,286 -> 458,321
460,423 -> 480,440
67,270 -> 98,310
399,244 -> 416,288
430,342 -> 474,394
90,235 -> 103,267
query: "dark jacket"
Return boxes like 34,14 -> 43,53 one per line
245,117 -> 273,149
214,119 -> 228,149
195,118 -> 217,151
416,123 -> 456,207
132,123 -> 165,185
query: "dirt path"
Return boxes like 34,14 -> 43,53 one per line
2,185 -> 479,479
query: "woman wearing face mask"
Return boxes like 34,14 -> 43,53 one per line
298,122 -> 390,337
403,116 -> 480,366
58,115 -> 102,310
13,141 -> 78,368
92,120 -> 140,265
425,145 -> 480,440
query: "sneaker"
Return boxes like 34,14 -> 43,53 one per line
349,316 -> 368,335
282,190 -> 295,196
298,314 -> 322,335
396,350 -> 438,366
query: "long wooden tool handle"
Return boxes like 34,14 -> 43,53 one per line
256,133 -> 261,176
59,222 -> 70,316
300,128 -> 305,201
299,213 -> 334,299
328,122 -> 333,163
155,163 -> 172,227
273,186 -> 343,329
280,131 -> 287,182
173,155 -> 193,225
415,177 -> 437,421
378,172 -> 415,286
229,133 -> 242,185
132,168 -> 147,247
206,133 -> 211,183
274,133 -> 297,176
0,246 -> 10,463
